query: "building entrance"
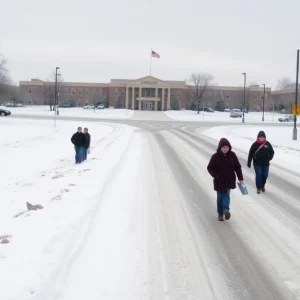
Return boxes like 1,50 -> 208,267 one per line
142,102 -> 153,110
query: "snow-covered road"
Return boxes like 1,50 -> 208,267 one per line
47,124 -> 299,299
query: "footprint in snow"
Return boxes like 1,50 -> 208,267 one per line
78,169 -> 90,173
52,174 -> 64,179
51,195 -> 62,201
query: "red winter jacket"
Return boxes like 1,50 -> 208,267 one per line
207,138 -> 244,192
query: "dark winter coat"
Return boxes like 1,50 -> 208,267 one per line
84,133 -> 91,149
71,132 -> 86,147
207,138 -> 244,192
247,131 -> 274,166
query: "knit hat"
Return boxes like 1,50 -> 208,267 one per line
257,131 -> 266,138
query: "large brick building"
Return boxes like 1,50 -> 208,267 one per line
19,75 -> 275,111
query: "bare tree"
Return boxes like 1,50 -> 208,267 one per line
43,70 -> 63,111
0,55 -> 11,99
249,81 -> 258,87
276,77 -> 292,90
87,90 -> 107,110
0,55 -> 10,84
187,72 -> 214,114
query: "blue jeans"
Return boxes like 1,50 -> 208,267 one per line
74,146 -> 84,163
254,165 -> 269,189
83,148 -> 87,161
216,189 -> 231,216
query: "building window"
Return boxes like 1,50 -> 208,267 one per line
64,88 -> 69,95
28,87 -> 32,93
72,88 -> 76,95
85,88 -> 89,95
79,88 -> 82,96
226,95 -> 230,99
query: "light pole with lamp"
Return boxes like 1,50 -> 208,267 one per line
262,84 -> 265,121
293,50 -> 299,141
242,73 -> 246,123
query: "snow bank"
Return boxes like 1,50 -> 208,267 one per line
165,110 -> 283,123
0,118 -> 134,300
202,125 -> 300,174
1,105 -> 133,119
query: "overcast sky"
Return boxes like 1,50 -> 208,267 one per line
1,0 -> 299,88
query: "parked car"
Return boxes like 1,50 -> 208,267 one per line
230,109 -> 242,118
5,102 -> 23,107
278,114 -> 294,122
224,108 -> 230,112
59,103 -> 72,108
202,107 -> 214,112
0,108 -> 11,116
83,105 -> 95,109
97,104 -> 105,109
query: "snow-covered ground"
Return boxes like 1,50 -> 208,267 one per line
165,110 -> 284,123
1,105 -> 133,119
2,116 -> 300,299
202,125 -> 300,175
0,117 -> 134,300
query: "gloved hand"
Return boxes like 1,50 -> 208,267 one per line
247,162 -> 251,168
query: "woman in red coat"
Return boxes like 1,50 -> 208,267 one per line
207,138 -> 244,221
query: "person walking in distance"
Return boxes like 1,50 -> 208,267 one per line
207,138 -> 244,221
247,131 -> 274,194
83,127 -> 91,161
71,127 -> 86,164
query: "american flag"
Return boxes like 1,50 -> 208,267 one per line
152,50 -> 160,58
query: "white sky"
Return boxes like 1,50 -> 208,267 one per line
1,0 -> 299,88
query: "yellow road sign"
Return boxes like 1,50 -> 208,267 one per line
292,104 -> 300,116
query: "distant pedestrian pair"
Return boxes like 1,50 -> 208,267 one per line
71,127 -> 91,164
207,130 -> 274,221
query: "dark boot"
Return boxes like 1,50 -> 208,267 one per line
218,215 -> 224,221
224,210 -> 231,220
261,186 -> 265,193
257,189 -> 261,194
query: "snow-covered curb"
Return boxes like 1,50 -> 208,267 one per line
2,106 -> 134,119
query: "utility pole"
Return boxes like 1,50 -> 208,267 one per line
293,50 -> 299,140
242,73 -> 246,123
262,84 -> 265,121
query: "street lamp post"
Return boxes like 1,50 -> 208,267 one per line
293,50 -> 299,141
54,67 -> 60,127
242,73 -> 246,123
262,84 -> 265,122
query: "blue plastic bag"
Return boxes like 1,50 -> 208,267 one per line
237,182 -> 248,195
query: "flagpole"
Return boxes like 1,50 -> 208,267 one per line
150,48 -> 152,76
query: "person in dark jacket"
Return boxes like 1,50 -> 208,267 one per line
83,127 -> 91,161
207,138 -> 244,221
71,127 -> 86,164
247,131 -> 274,194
